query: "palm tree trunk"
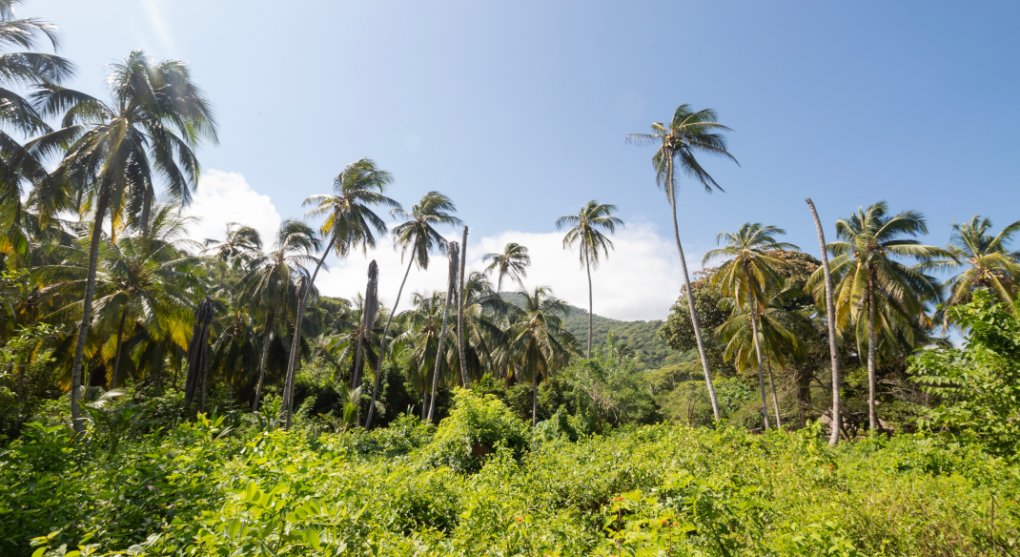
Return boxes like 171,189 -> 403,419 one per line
365,245 -> 416,428
806,198 -> 842,445
111,307 -> 129,389
531,372 -> 538,426
766,360 -> 782,429
69,189 -> 110,434
252,318 -> 273,411
457,226 -> 469,387
749,307 -> 771,430
667,169 -> 720,421
585,248 -> 594,359
427,243 -> 458,422
866,276 -> 879,431
281,234 -> 334,428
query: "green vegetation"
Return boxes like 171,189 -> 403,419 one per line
2,1 -> 1020,555
3,390 -> 1017,556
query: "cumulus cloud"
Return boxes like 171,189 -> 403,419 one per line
184,169 -> 282,247
317,222 -> 699,322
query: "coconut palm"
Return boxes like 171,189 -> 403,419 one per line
203,223 -> 262,290
806,198 -> 843,445
29,50 -> 216,432
242,220 -> 318,412
483,242 -> 531,292
365,191 -> 460,427
557,200 -> 622,358
0,0 -> 74,239
811,202 -> 944,430
627,104 -> 737,422
427,242 -> 459,422
704,223 -> 797,429
281,159 -> 397,427
943,216 -> 1020,313
507,286 -> 577,425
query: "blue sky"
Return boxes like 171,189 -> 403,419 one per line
23,1 -> 1020,319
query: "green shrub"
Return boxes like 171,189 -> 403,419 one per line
422,388 -> 529,473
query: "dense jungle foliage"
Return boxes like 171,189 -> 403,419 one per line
2,1 -> 1020,554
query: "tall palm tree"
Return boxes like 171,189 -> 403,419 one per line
508,286 -> 577,425
427,242 -> 459,422
30,51 -> 216,432
704,223 -> 797,429
483,242 -> 531,292
242,220 -> 318,412
627,104 -> 737,422
943,216 -> 1020,312
806,198 -> 843,445
812,202 -> 944,431
281,159 -> 397,427
203,223 -> 262,290
557,200 -> 622,358
0,0 -> 74,240
365,191 -> 460,427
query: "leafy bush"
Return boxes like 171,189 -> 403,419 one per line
422,388 -> 530,473
910,290 -> 1020,458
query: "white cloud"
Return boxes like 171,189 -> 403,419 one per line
317,222 -> 699,322
184,169 -> 282,247
180,172 -> 697,321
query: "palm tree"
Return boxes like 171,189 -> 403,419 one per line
281,159 -> 397,427
812,202 -> 944,431
943,216 -> 1020,312
508,286 -> 577,425
483,242 -> 531,292
30,51 -> 215,431
427,242 -> 459,422
627,104 -> 737,422
242,220 -> 318,412
704,223 -> 797,429
365,191 -> 460,427
203,223 -> 262,290
557,200 -> 622,358
0,0 -> 74,240
806,198 -> 843,445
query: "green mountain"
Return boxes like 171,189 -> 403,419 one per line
501,293 -> 676,368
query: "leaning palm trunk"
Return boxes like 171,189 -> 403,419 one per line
766,360 -> 782,429
585,248 -> 594,358
252,318 -> 273,411
866,278 -> 879,431
749,308 -> 771,430
457,226 -> 469,386
282,233 -> 334,428
806,198 -> 842,445
69,189 -> 110,435
666,164 -> 720,421
365,245 -> 417,428
427,242 -> 459,422
111,308 -> 129,389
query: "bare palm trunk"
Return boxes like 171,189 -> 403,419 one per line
457,226 -> 469,387
281,235 -> 334,428
531,372 -> 538,426
352,261 -> 379,391
69,189 -> 110,434
252,318 -> 273,412
427,243 -> 458,422
365,245 -> 417,428
749,308 -> 771,430
766,360 -> 782,429
866,277 -> 879,431
111,307 -> 129,389
585,248 -> 594,359
806,198 -> 842,445
667,169 -> 720,421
